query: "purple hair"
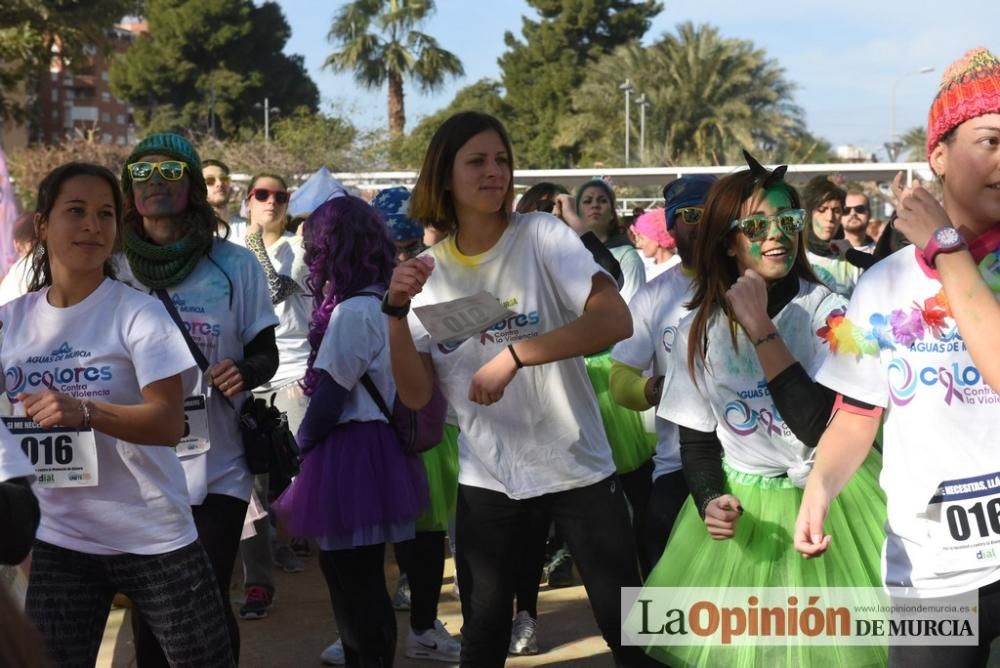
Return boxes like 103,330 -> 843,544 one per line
302,196 -> 397,395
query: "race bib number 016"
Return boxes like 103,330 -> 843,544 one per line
928,471 -> 1000,575
1,417 -> 98,488
177,394 -> 210,457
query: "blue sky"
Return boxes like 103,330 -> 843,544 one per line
274,0 -> 1000,160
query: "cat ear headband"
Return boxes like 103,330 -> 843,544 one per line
742,149 -> 788,193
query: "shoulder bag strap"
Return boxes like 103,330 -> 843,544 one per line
154,288 -> 234,410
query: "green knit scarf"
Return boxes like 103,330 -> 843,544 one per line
122,226 -> 213,289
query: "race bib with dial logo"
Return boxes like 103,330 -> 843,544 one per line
927,470 -> 1000,575
1,417 -> 98,488
177,394 -> 211,457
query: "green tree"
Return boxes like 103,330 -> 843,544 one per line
109,0 -> 318,138
900,126 -> 927,162
395,79 -> 511,168
558,23 -> 806,166
325,0 -> 464,139
499,0 -> 661,168
0,0 -> 136,126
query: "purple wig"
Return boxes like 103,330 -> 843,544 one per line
302,196 -> 397,395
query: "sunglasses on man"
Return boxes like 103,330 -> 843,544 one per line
843,204 -> 869,215
205,175 -> 231,187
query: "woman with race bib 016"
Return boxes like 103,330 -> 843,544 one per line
0,162 -> 234,667
797,47 -> 1000,667
638,152 -> 886,667
118,133 -> 279,667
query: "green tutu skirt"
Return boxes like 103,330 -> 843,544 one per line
640,451 -> 887,667
585,351 -> 656,474
415,424 -> 459,532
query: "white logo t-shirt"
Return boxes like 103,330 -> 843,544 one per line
816,246 -> 1000,597
658,279 -> 846,486
0,279 -> 198,555
121,240 -> 279,504
611,264 -> 693,480
408,212 -> 616,499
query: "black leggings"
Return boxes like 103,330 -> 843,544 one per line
319,543 -> 396,668
456,476 -> 655,668
27,540 -> 233,668
514,458 -> 657,617
133,493 -> 247,667
643,468 -> 690,568
393,531 -> 447,632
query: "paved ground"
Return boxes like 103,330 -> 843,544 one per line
101,553 -> 613,667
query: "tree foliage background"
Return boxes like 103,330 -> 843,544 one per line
499,0 -> 661,168
109,0 -> 319,137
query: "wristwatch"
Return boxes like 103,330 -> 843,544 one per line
923,227 -> 967,268
381,292 -> 410,319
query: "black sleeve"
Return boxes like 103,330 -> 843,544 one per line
0,477 -> 40,565
235,325 -> 279,392
679,425 -> 726,519
580,232 -> 624,289
766,362 -> 837,448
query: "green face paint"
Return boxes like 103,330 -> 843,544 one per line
763,186 -> 792,210
749,242 -> 763,259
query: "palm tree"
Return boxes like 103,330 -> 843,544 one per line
559,22 -> 805,166
324,0 -> 464,138
900,126 -> 928,162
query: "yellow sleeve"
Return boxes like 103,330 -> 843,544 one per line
610,360 -> 652,411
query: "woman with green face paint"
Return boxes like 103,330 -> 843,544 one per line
634,152 -> 886,667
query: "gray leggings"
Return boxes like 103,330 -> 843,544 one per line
26,540 -> 234,668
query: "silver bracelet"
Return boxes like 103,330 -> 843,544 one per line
79,400 -> 91,429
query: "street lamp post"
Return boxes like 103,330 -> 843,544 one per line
887,66 -> 935,160
637,93 -> 650,165
619,79 -> 635,166
255,97 -> 281,144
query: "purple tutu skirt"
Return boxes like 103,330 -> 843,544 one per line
273,421 -> 429,548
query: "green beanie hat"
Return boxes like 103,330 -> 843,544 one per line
122,132 -> 205,195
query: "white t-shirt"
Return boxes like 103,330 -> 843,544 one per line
612,265 -> 694,480
610,244 -> 647,303
226,216 -> 249,247
815,247 -> 1000,598
408,212 -> 616,499
0,279 -> 198,555
123,239 -> 278,503
0,255 -> 31,306
0,420 -> 34,482
658,279 -> 846,487
260,233 -> 311,390
313,293 -> 394,424
645,254 -> 681,282
808,251 -> 861,297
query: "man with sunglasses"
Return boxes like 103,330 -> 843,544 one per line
840,190 -> 877,254
609,174 -> 715,568
204,159 -> 249,245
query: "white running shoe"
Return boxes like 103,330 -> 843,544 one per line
405,619 -> 461,663
508,610 -> 539,655
319,638 -> 345,665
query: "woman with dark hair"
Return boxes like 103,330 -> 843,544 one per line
0,162 -> 234,667
237,172 -> 310,619
118,134 -> 279,667
803,175 -> 861,295
576,178 -> 646,302
637,152 -> 886,667
386,111 -> 649,667
274,195 -> 429,666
